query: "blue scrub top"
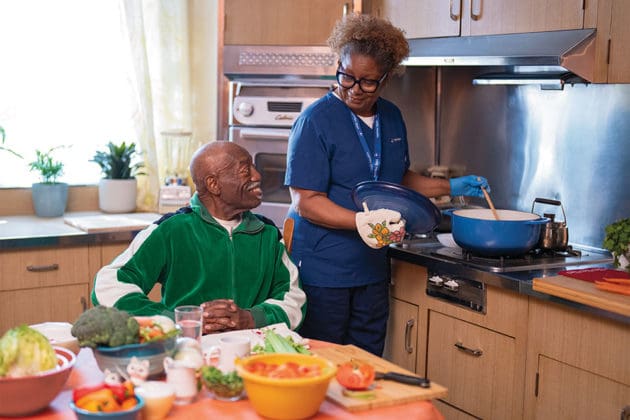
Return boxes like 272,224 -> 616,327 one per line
284,92 -> 410,288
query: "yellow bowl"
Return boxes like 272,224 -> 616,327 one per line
235,353 -> 336,420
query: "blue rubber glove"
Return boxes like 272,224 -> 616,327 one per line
449,175 -> 490,198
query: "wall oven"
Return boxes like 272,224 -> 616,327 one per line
228,80 -> 333,228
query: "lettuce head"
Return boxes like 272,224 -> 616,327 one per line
0,325 -> 57,378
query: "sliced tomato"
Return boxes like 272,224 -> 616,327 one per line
336,360 -> 375,390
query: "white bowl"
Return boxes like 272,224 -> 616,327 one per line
30,322 -> 80,355
437,233 -> 460,248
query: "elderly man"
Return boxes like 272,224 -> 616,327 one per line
92,141 -> 305,333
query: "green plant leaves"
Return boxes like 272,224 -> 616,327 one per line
603,218 -> 630,271
91,141 -> 145,179
28,146 -> 65,184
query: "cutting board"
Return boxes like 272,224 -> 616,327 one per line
533,275 -> 630,317
312,344 -> 447,412
64,215 -> 153,233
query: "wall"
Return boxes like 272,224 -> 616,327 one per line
382,66 -> 630,249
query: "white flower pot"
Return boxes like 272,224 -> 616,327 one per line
98,179 -> 137,213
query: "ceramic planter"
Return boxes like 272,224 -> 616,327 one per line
98,178 -> 137,213
31,182 -> 68,217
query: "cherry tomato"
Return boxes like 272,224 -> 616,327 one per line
335,360 -> 375,390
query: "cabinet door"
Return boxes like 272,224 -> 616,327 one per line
383,298 -> 418,372
224,0 -> 351,45
608,0 -> 630,83
0,285 -> 88,333
534,355 -> 630,420
366,0 -> 461,38
466,0 -> 586,36
427,310 -> 517,419
367,0 -> 586,39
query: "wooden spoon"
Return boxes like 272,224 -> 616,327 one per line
481,186 -> 500,220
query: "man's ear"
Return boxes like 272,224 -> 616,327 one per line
206,175 -> 220,195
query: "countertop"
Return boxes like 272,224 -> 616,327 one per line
0,212 -> 161,249
388,239 -> 630,325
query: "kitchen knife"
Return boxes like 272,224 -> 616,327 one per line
375,371 -> 431,388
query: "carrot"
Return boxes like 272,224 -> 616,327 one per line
602,277 -> 630,285
595,281 -> 630,296
134,316 -> 155,327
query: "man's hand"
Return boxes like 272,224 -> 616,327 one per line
355,204 -> 406,249
201,299 -> 255,333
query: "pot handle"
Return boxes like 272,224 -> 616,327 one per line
526,217 -> 551,225
442,208 -> 455,216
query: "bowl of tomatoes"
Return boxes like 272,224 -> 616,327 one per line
235,353 -> 337,420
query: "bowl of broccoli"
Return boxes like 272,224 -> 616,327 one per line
71,306 -> 179,378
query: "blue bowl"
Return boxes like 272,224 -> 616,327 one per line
70,395 -> 145,420
93,337 -> 177,377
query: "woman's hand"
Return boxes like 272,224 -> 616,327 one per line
201,299 -> 254,333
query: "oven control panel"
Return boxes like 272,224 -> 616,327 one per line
426,271 -> 486,313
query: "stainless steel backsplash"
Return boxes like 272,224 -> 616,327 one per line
382,66 -> 630,249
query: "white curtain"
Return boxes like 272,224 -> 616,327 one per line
119,0 -> 218,211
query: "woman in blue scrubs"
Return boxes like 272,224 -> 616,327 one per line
285,14 -> 489,355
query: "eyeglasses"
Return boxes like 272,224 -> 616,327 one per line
335,68 -> 387,93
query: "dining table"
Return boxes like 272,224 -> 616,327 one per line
4,340 -> 445,420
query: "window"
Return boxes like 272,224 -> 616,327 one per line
0,0 -> 136,187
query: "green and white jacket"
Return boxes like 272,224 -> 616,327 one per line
92,194 -> 306,330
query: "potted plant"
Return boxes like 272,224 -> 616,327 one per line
91,141 -> 145,213
0,126 -> 23,159
603,218 -> 630,273
28,146 -> 68,217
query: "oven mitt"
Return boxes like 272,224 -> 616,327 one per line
449,175 -> 490,198
355,203 -> 406,249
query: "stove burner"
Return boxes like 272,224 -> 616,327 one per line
431,244 -> 611,273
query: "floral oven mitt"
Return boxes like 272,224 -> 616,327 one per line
355,203 -> 406,249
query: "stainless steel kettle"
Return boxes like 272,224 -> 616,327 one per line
532,198 -> 569,250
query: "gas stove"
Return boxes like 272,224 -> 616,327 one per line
389,239 -> 614,314
392,238 -> 612,273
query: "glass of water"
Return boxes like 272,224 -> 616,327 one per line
174,305 -> 203,341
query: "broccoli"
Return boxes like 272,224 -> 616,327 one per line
71,306 -> 140,348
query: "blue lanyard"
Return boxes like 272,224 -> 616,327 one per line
349,111 -> 382,181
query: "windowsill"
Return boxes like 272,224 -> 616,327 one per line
0,185 -> 101,216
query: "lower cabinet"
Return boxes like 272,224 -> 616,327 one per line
385,259 -> 528,419
524,299 -> 630,419
427,311 -> 518,419
0,246 -> 91,333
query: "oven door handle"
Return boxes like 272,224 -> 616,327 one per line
239,127 -> 290,140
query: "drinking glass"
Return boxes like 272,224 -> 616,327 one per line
174,305 -> 203,341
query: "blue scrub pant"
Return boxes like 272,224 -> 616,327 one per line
297,281 -> 389,356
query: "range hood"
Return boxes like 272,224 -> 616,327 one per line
403,29 -> 596,86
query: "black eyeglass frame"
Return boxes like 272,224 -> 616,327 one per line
335,68 -> 388,93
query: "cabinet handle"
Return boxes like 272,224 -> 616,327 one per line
404,319 -> 415,353
450,0 -> 461,21
343,2 -> 351,16
26,263 -> 59,272
454,341 -> 483,356
471,0 -> 482,21
80,297 -> 87,312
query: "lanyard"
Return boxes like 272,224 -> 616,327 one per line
349,111 -> 382,181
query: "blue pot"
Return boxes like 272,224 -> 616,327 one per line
31,183 -> 68,217
449,208 -> 549,256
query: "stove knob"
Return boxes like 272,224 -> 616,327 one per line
428,275 -> 444,287
237,102 -> 254,117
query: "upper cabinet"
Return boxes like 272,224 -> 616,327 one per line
606,0 -> 630,82
364,0 -> 588,39
224,0 -> 357,45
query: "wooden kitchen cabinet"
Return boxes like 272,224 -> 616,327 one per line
524,298 -> 630,419
224,0 -> 358,46
0,246 -> 91,333
364,0 -> 589,39
384,260 -> 528,419
383,259 -> 425,372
